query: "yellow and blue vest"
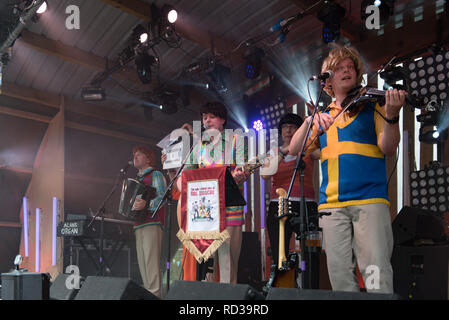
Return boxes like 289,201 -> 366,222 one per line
317,102 -> 389,210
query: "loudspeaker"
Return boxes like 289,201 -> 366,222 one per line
74,276 -> 158,300
392,206 -> 446,245
165,280 -> 265,300
1,271 -> 50,300
392,244 -> 449,300
266,288 -> 401,300
238,232 -> 261,287
50,274 -> 84,300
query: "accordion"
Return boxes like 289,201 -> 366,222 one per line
118,178 -> 156,220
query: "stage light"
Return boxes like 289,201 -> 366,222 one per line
407,47 -> 449,105
135,52 -> 156,84
207,63 -> 231,94
81,86 -> 105,101
374,0 -> 381,6
317,1 -> 346,43
36,1 -> 47,14
161,5 -> 178,24
253,120 -> 264,132
250,100 -> 286,131
132,25 -> 149,44
410,163 -> 449,213
157,88 -> 179,114
244,47 -> 264,79
419,127 -> 448,144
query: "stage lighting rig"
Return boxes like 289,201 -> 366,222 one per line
156,87 -> 179,114
132,25 -> 149,45
135,51 -> 158,84
207,62 -> 231,94
317,1 -> 346,43
148,3 -> 180,48
243,47 -> 264,80
81,85 -> 106,101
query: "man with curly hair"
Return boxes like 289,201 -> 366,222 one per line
289,46 -> 406,293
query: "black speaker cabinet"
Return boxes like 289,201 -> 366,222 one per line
165,280 -> 265,300
392,206 -> 446,245
1,271 -> 50,300
266,288 -> 401,300
392,245 -> 449,300
74,276 -> 158,300
50,273 -> 85,300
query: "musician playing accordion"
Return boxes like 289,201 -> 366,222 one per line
131,145 -> 166,298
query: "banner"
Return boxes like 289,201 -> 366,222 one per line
177,166 -> 229,263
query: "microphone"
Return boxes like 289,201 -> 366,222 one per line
167,136 -> 182,147
310,70 -> 333,81
120,160 -> 133,173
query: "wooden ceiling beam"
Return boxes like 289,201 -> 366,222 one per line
0,103 -> 157,144
19,29 -> 141,86
0,81 -> 167,135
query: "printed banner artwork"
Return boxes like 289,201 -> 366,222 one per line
187,180 -> 220,233
177,166 -> 230,263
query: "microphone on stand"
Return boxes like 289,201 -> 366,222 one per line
120,160 -> 133,174
310,70 -> 333,81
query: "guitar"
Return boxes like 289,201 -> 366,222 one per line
263,188 -> 298,294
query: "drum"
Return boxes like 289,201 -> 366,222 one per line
118,178 -> 151,220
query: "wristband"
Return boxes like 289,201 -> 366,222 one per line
385,115 -> 399,124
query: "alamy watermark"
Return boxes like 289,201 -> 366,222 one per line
65,5 -> 80,30
365,5 -> 381,30
168,121 -> 281,175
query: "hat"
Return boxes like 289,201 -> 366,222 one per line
278,113 -> 304,131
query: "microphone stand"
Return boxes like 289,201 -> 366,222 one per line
151,137 -> 197,295
86,165 -> 128,276
285,80 -> 325,289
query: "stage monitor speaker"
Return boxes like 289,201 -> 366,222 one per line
165,280 -> 265,300
74,276 -> 158,300
1,271 -> 50,300
392,206 -> 447,245
50,274 -> 84,300
392,244 -> 449,300
266,288 -> 401,300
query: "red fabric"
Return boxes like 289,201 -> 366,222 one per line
270,153 -> 315,200
181,167 -> 227,254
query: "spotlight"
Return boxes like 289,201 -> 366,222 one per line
157,89 -> 179,114
207,63 -> 231,94
253,120 -> 264,132
317,1 -> 346,43
135,52 -> 157,84
27,0 -> 48,22
36,1 -> 47,14
81,86 -> 105,101
161,5 -> 178,24
132,25 -> 149,44
406,47 -> 449,105
243,47 -> 264,79
419,127 -> 448,144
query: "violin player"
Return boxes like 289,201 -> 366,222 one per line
289,46 -> 406,293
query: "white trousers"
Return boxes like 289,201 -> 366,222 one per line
319,203 -> 394,293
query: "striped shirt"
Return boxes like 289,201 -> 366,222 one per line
183,131 -> 247,226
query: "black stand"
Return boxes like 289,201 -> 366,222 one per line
86,166 -> 127,276
152,139 -> 197,293
285,80 -> 327,289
